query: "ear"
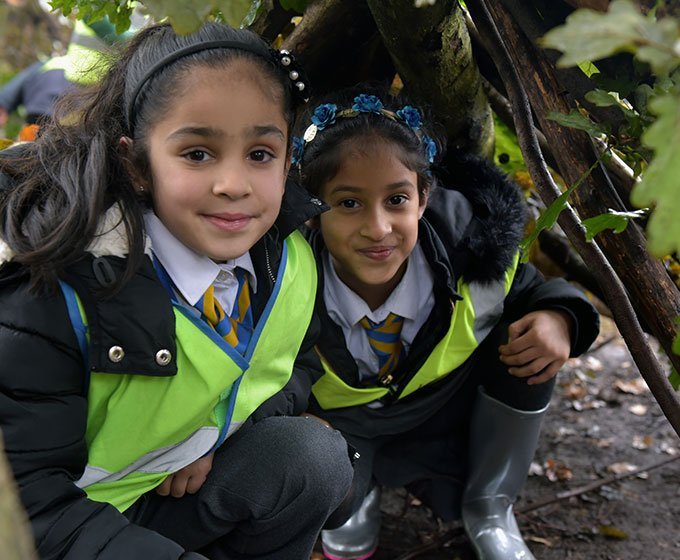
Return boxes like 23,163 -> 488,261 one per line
418,187 -> 429,219
119,136 -> 150,192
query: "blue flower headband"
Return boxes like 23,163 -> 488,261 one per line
292,94 -> 437,166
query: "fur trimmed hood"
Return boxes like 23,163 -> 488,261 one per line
424,154 -> 527,284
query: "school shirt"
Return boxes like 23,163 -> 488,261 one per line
144,213 -> 257,317
323,241 -> 434,382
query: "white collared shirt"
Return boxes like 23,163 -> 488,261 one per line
323,241 -> 435,381
144,213 -> 257,317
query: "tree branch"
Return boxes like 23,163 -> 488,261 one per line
466,0 -> 680,436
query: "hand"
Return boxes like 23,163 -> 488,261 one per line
300,412 -> 332,429
156,452 -> 214,498
498,310 -> 572,385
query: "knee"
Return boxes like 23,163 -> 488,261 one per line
255,416 -> 353,506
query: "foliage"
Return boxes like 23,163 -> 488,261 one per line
50,0 -> 254,34
541,0 -> 680,256
582,209 -> 647,241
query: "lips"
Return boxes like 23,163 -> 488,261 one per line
203,212 -> 253,232
358,246 -> 395,261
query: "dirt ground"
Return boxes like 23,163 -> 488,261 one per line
348,316 -> 680,560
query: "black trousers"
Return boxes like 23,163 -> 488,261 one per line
326,322 -> 557,525
125,416 -> 354,560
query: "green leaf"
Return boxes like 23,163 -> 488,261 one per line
520,187 -> 575,262
669,368 -> 680,391
547,110 -> 608,137
215,0 -> 253,27
242,0 -> 264,28
585,89 -> 621,107
541,0 -> 650,66
279,0 -> 310,12
630,93 -> 680,255
142,0 -> 215,35
673,318 -> 680,355
582,209 -> 646,241
493,115 -> 526,176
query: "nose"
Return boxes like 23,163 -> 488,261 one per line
212,162 -> 252,199
360,206 -> 391,240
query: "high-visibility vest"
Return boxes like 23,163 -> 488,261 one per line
312,253 -> 519,409
60,231 -> 316,512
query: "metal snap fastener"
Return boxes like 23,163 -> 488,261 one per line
155,349 -> 172,366
311,197 -> 323,206
108,345 -> 125,363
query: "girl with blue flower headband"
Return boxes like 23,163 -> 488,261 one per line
294,85 -> 600,560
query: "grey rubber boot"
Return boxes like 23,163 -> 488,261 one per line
462,387 -> 548,560
321,486 -> 381,560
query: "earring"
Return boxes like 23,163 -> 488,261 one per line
138,185 -> 145,193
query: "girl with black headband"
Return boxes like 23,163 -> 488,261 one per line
0,22 -> 353,559
293,85 -> 600,560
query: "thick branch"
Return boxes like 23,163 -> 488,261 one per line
366,0 -> 494,157
466,0 -> 680,436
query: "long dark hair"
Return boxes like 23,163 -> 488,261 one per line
293,84 -> 445,203
0,22 -> 303,293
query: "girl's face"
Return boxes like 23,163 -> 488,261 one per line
144,60 -> 288,262
317,141 -> 426,310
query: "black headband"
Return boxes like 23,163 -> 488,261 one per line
126,39 -> 308,132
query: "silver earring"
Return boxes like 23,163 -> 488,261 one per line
138,185 -> 145,192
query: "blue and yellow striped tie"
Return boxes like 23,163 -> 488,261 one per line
360,313 -> 405,382
197,268 -> 253,355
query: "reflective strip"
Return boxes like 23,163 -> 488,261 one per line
76,426 -> 218,488
468,279 -> 506,343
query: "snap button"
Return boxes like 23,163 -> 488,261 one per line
155,349 -> 172,366
310,197 -> 323,206
108,345 -> 125,363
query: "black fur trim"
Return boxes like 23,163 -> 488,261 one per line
443,154 -> 527,283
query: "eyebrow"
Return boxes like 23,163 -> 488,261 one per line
329,181 -> 416,195
167,124 -> 285,143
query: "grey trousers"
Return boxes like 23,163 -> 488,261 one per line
125,416 -> 354,560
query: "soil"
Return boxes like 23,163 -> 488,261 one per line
320,316 -> 680,560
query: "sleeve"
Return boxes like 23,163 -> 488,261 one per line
0,285 -> 207,560
0,61 -> 42,112
250,311 -> 324,421
502,262 -> 601,357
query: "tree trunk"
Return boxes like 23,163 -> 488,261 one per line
480,0 -> 680,373
0,432 -> 37,560
467,0 -> 680,435
366,0 -> 494,157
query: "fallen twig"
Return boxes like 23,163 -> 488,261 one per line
393,453 -> 680,560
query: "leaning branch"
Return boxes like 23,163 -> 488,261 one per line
465,0 -> 680,436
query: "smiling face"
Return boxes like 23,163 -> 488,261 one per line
317,140 -> 427,310
143,60 -> 289,261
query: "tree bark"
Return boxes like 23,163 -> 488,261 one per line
467,0 -> 680,435
0,432 -> 37,560
281,0 -> 394,96
366,0 -> 494,157
478,0 -> 680,373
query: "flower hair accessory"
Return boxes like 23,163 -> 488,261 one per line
293,94 -> 437,165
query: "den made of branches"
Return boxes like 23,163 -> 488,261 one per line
1,0 -> 679,556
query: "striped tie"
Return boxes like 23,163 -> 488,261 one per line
197,268 -> 253,355
359,313 -> 405,382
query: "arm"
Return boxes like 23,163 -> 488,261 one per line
0,282 -> 205,559
0,61 -> 43,117
250,312 -> 324,420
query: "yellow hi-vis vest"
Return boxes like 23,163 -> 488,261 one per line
312,253 -> 519,409
59,231 -> 315,512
